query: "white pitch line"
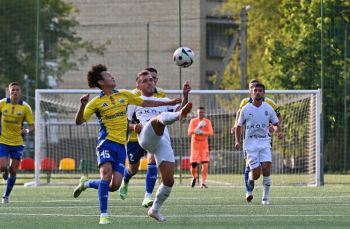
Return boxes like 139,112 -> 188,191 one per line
5,195 -> 350,203
0,212 -> 349,218
2,203 -> 350,209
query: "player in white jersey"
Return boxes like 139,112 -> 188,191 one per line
127,70 -> 192,222
235,83 -> 283,205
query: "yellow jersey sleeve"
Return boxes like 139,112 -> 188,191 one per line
23,102 -> 34,125
83,97 -> 98,122
0,99 -> 34,146
265,97 -> 281,117
238,98 -> 250,111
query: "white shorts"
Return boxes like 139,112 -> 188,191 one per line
138,121 -> 175,166
244,139 -> 272,169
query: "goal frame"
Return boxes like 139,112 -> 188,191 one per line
33,89 -> 322,186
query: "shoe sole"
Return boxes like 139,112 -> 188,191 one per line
73,186 -> 83,198
191,178 -> 196,188
246,195 -> 253,202
179,102 -> 193,121
142,200 -> 154,208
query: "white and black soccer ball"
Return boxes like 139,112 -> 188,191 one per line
173,47 -> 194,68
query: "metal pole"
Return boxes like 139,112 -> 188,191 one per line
240,6 -> 250,89
179,0 -> 182,89
35,0 -> 40,89
146,23 -> 150,67
178,0 -> 183,184
344,25 -> 348,170
320,0 -> 324,185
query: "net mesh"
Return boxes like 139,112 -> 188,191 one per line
33,89 -> 320,186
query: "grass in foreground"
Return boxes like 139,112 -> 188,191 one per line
0,184 -> 350,229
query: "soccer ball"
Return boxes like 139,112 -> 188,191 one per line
173,47 -> 194,68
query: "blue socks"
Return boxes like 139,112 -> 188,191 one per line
98,179 -> 109,214
3,176 -> 16,197
146,163 -> 157,194
123,169 -> 133,183
244,165 -> 251,192
86,179 -> 101,189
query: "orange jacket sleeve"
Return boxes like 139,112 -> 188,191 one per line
188,118 -> 197,136
202,119 -> 214,136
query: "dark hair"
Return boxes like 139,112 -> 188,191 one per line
197,106 -> 205,110
145,67 -> 157,73
248,79 -> 261,88
136,70 -> 150,82
8,82 -> 20,88
253,83 -> 265,91
87,64 -> 107,89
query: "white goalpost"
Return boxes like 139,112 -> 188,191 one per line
31,89 -> 322,187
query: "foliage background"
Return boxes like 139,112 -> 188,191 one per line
222,0 -> 350,173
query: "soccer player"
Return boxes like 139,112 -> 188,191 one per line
120,67 -> 166,208
235,83 -> 283,205
127,70 -> 192,222
188,107 -> 213,188
232,79 -> 283,202
73,64 -> 181,224
0,82 -> 34,204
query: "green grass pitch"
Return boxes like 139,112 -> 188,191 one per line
0,181 -> 350,229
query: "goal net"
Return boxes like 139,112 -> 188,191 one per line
32,89 -> 321,187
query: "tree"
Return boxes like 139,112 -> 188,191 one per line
220,0 -> 282,90
0,0 -> 108,99
222,0 -> 350,172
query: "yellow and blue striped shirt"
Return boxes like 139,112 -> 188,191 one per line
0,98 -> 34,146
83,89 -> 144,145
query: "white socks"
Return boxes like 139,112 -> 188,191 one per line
151,183 -> 172,213
262,176 -> 271,200
158,112 -> 180,125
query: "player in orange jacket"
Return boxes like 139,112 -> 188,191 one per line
188,107 -> 213,188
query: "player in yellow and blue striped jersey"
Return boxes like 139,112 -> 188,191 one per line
0,82 -> 34,204
73,65 -> 181,225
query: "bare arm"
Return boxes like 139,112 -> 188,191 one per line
234,125 -> 242,150
231,110 -> 241,134
272,122 -> 284,139
179,81 -> 191,110
141,98 -> 182,108
21,124 -> 34,136
75,94 -> 90,125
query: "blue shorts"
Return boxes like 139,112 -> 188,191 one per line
0,143 -> 24,160
96,140 -> 126,174
126,141 -> 147,164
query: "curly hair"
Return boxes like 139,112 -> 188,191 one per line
87,64 -> 107,89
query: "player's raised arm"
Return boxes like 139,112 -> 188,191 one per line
179,81 -> 191,109
75,93 -> 90,125
141,97 -> 182,108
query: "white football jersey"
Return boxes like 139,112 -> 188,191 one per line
237,102 -> 279,142
128,96 -> 179,126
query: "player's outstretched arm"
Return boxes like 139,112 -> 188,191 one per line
141,98 -> 182,107
75,94 -> 89,125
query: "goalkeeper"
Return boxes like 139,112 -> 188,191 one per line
187,107 -> 214,188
